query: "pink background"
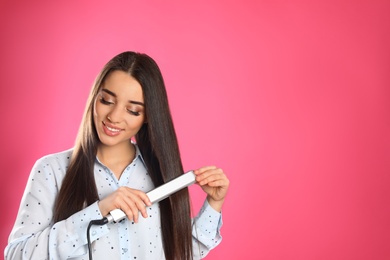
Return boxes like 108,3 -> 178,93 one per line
1,1 -> 390,259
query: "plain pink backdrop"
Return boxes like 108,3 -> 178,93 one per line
1,1 -> 390,259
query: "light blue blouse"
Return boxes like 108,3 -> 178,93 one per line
5,145 -> 222,259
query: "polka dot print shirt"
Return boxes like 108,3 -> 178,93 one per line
5,144 -> 222,259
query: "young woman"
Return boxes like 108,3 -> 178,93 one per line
5,51 -> 229,260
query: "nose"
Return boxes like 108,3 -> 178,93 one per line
106,104 -> 125,123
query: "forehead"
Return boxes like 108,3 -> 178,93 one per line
101,70 -> 144,102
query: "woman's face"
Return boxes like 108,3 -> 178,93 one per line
93,70 -> 146,149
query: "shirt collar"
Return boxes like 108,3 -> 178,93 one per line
133,142 -> 146,166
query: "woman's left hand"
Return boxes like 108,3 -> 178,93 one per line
194,166 -> 230,212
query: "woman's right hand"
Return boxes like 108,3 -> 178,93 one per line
98,187 -> 152,223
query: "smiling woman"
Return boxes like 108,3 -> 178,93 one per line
93,71 -> 146,179
4,51 -> 230,260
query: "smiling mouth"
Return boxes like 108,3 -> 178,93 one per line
103,121 -> 122,133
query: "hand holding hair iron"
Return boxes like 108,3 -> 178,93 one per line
105,170 -> 196,223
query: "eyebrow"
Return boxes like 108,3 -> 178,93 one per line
102,88 -> 145,106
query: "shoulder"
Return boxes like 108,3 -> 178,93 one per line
36,148 -> 73,162
33,148 -> 74,173
27,149 -> 74,189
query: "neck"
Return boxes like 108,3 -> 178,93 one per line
97,141 -> 135,178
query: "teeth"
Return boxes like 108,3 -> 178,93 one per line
106,125 -> 120,132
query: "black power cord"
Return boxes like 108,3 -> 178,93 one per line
86,209 -> 127,260
87,218 -> 108,260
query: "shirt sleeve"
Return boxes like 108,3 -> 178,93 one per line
4,156 -> 109,260
191,199 -> 223,259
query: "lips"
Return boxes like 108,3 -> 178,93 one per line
102,121 -> 123,136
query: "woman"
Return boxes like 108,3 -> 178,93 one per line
5,51 -> 229,259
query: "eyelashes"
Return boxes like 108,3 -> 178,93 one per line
127,109 -> 140,116
99,97 -> 113,105
99,97 -> 141,116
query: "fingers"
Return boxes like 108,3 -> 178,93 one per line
194,166 -> 230,205
195,165 -> 219,174
119,189 -> 149,223
99,187 -> 152,223
194,166 -> 228,187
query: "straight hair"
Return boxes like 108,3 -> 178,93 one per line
54,51 -> 193,260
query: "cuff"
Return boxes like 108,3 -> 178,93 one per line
192,199 -> 223,248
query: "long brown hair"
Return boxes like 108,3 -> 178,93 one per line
54,51 -> 193,259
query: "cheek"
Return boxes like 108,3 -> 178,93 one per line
93,101 -> 103,125
127,116 -> 145,130
93,100 -> 104,118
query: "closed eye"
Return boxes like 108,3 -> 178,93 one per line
127,109 -> 140,116
99,97 -> 113,105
